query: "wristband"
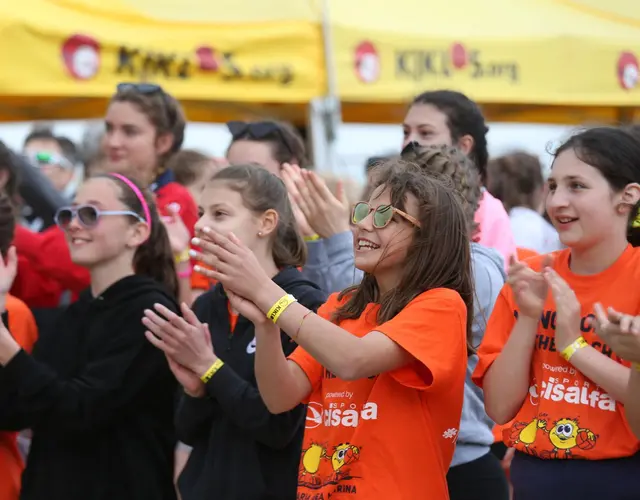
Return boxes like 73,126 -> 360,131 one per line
174,248 -> 190,264
560,336 -> 588,361
200,359 -> 224,383
304,234 -> 321,242
267,294 -> 297,323
632,362 -> 640,372
177,267 -> 193,279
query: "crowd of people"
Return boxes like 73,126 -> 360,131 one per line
0,83 -> 639,500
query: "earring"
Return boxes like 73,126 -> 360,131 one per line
258,231 -> 263,237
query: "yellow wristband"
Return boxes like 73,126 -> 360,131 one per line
175,248 -> 190,264
632,362 -> 640,372
267,294 -> 297,323
560,337 -> 589,361
304,234 -> 321,242
200,359 -> 224,383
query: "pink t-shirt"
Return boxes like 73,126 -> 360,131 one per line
474,190 -> 516,270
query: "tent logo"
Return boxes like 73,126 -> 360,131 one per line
61,34 -> 101,81
617,51 -> 639,90
354,41 -> 380,84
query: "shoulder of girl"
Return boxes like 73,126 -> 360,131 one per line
410,288 -> 465,310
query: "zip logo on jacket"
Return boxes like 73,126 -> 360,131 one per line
246,335 -> 257,354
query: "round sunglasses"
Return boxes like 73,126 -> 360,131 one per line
351,202 -> 421,229
55,204 -> 146,229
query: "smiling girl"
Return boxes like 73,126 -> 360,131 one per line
143,164 -> 327,500
0,174 -> 180,500
474,127 -> 640,499
187,158 -> 474,499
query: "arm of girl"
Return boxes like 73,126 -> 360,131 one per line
199,229 -> 413,381
483,314 -> 539,424
547,270 -> 630,404
625,369 -> 640,439
0,295 -> 179,432
253,320 -> 312,414
146,301 -> 310,449
255,282 -> 413,381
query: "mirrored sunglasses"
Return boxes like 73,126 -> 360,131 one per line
351,201 -> 421,228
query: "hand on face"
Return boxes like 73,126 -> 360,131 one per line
190,228 -> 272,303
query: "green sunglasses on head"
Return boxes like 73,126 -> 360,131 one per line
351,201 -> 421,229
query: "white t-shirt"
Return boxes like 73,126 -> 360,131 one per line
509,206 -> 563,255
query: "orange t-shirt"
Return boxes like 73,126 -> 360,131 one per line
473,245 -> 640,460
0,295 -> 39,500
516,247 -> 539,261
289,288 -> 467,499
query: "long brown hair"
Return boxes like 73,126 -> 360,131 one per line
334,158 -> 475,354
210,164 -> 307,268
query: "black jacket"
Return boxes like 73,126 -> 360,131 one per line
0,275 -> 179,500
177,267 -> 327,500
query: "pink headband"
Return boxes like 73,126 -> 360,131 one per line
109,173 -> 152,228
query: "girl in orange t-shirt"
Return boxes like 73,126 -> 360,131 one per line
191,156 -> 475,499
473,127 -> 640,500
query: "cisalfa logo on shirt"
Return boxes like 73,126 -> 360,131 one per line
305,401 -> 379,429
528,373 -> 616,412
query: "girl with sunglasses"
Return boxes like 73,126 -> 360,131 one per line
142,165 -> 327,500
0,174 -> 180,500
11,83 -> 199,318
183,158 -> 474,499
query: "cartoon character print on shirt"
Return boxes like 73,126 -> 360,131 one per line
503,308 -> 622,459
504,414 -> 597,459
296,368 -> 376,497
299,442 -> 362,489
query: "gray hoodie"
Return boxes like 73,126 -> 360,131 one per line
450,243 -> 506,467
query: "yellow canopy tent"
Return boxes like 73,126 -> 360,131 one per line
0,0 -> 325,122
330,0 -> 640,124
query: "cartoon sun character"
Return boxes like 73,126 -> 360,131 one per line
506,417 -> 547,454
300,443 -> 327,485
330,443 -> 360,479
546,418 -> 597,458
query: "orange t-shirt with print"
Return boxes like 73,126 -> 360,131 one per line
289,288 -> 468,500
473,245 -> 640,460
0,295 -> 39,500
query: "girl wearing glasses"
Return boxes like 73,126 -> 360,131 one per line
180,158 -> 474,499
0,174 -> 180,500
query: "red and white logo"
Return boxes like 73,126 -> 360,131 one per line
354,41 -> 380,84
617,51 -> 639,90
61,34 -> 101,81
